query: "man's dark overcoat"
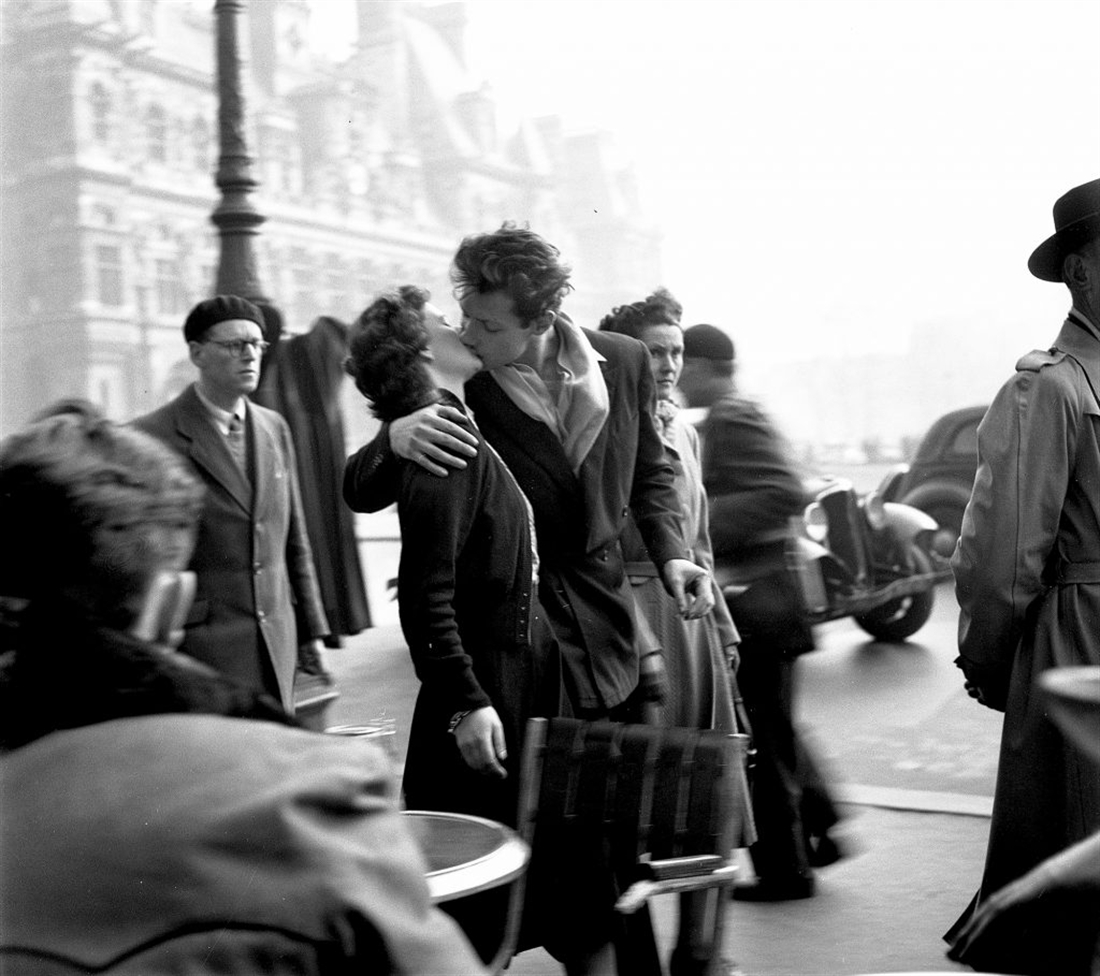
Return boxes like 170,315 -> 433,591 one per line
948,313 -> 1100,948
253,317 -> 370,637
135,384 -> 328,710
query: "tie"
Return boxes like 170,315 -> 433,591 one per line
226,414 -> 247,475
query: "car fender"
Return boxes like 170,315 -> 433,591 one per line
878,463 -> 910,502
884,501 -> 938,544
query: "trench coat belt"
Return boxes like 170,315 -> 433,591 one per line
1055,559 -> 1100,585
624,561 -> 660,578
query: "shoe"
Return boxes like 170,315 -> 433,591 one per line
669,948 -> 745,976
806,833 -> 844,867
731,872 -> 816,901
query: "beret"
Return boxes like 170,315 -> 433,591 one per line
183,295 -> 264,343
682,323 -> 735,362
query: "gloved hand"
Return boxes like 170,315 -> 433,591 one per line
955,656 -> 1009,712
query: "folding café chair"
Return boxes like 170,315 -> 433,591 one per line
508,716 -> 751,976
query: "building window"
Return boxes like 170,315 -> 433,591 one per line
90,83 -> 111,142
155,258 -> 185,315
192,117 -> 211,173
94,244 -> 124,306
146,104 -> 167,163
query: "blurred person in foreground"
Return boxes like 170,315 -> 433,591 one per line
679,324 -> 842,902
344,286 -> 561,964
0,403 -> 486,974
134,295 -> 331,713
945,177 -> 1100,966
599,289 -> 750,976
344,224 -> 713,976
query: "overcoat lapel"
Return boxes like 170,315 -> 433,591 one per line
578,355 -> 618,551
174,386 -> 252,514
476,375 -> 578,495
249,403 -> 282,522
1057,317 -> 1100,407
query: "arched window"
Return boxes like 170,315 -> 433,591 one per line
90,82 -> 111,142
146,104 -> 167,163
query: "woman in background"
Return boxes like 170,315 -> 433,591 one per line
600,288 -> 746,976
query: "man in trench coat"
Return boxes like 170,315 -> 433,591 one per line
136,296 -> 329,712
946,178 -> 1100,963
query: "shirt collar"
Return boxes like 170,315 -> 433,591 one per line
1069,306 -> 1100,340
193,383 -> 245,433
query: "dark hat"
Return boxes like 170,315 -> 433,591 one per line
1028,178 -> 1100,282
183,295 -> 264,343
682,323 -> 735,362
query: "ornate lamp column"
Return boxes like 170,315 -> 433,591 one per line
211,0 -> 268,303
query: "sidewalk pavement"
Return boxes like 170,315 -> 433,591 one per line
325,625 -> 989,976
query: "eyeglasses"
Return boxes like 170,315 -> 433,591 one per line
205,339 -> 270,357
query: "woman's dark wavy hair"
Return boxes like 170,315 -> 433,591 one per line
0,400 -> 204,624
344,285 -> 437,423
598,287 -> 683,341
451,222 -> 573,322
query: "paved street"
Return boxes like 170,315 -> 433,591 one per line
801,583 -> 1002,808
324,573 -> 998,975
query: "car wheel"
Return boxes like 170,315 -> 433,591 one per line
925,502 -> 964,559
855,544 -> 936,642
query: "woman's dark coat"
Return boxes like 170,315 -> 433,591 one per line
347,396 -> 557,827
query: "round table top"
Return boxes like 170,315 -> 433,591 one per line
403,809 -> 530,903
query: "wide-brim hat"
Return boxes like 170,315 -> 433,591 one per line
1028,178 -> 1100,282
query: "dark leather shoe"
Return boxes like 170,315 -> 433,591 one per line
731,873 -> 816,901
807,833 -> 845,867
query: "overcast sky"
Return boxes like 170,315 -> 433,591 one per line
313,0 -> 1100,372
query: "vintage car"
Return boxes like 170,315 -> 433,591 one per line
884,404 -> 987,557
791,473 -> 952,642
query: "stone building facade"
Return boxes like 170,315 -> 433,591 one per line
0,0 -> 661,430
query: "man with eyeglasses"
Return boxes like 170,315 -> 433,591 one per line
135,295 -> 330,712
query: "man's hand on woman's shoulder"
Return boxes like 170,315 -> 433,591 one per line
391,403 -> 479,477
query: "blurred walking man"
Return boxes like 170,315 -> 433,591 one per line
946,178 -> 1100,968
136,296 -> 330,712
679,324 -> 841,901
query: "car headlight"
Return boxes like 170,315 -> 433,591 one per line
804,501 -> 828,542
863,490 -> 887,530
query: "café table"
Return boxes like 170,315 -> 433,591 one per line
402,809 -> 530,904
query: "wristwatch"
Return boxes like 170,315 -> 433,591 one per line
447,710 -> 472,734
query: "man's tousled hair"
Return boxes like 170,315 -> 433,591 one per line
451,222 -> 573,322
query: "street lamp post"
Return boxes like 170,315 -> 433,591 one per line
211,0 -> 268,303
